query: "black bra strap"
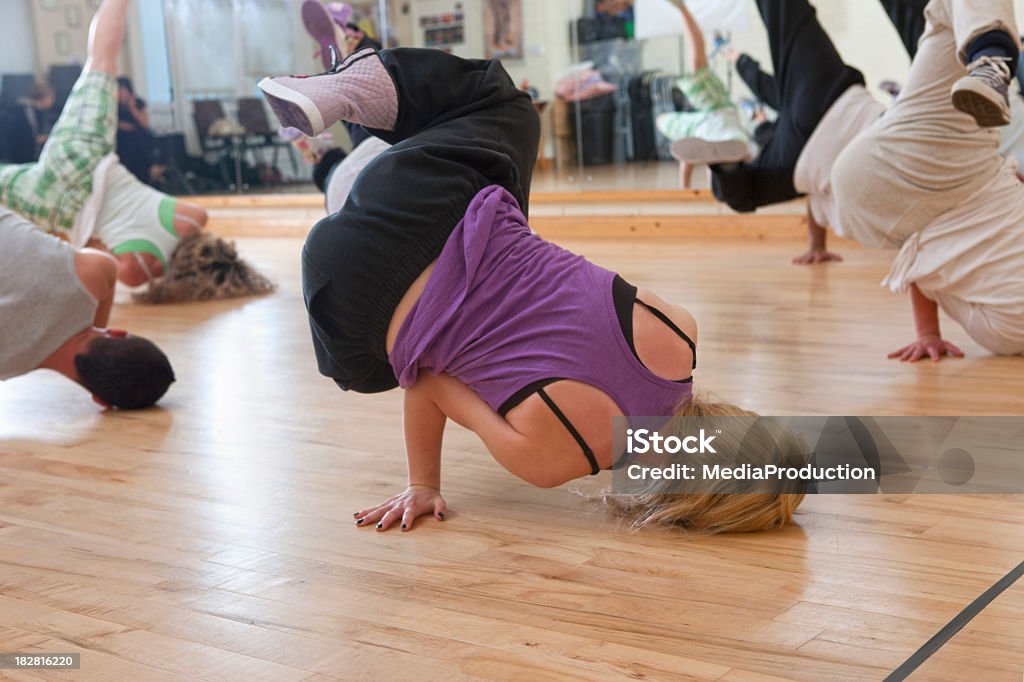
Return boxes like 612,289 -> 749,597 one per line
637,299 -> 697,370
537,387 -> 601,476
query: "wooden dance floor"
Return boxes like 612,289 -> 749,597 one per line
1,202 -> 1023,680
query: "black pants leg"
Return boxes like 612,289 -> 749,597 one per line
880,0 -> 929,57
711,0 -> 865,212
302,48 -> 539,393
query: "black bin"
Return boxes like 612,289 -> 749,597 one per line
573,93 -> 616,166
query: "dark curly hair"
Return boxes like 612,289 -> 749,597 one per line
75,335 -> 175,409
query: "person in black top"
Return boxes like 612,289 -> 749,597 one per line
116,77 -> 165,187
20,83 -> 57,160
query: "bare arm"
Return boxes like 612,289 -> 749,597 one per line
84,0 -> 130,77
888,284 -> 965,362
670,0 -> 708,74
74,249 -> 117,327
353,383 -> 449,532
911,283 -> 941,339
355,368 -> 615,534
403,381 -> 446,489
131,100 -> 150,129
792,206 -> 843,265
416,373 -> 591,488
418,373 -> 570,486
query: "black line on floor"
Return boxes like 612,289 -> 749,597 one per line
885,559 -> 1024,681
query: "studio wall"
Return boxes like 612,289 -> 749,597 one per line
0,0 -> 37,74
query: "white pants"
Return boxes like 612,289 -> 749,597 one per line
833,0 -> 1020,248
325,137 -> 392,215
832,0 -> 1024,356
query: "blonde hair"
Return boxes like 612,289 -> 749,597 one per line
600,396 -> 808,534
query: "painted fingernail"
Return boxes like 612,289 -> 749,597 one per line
401,524 -> 407,530
376,523 -> 383,529
356,519 -> 364,525
439,513 -> 446,521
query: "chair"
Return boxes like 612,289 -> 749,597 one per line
48,65 -> 83,111
154,133 -> 197,195
1,74 -> 47,163
1,73 -> 35,107
237,97 -> 300,179
192,99 -> 237,190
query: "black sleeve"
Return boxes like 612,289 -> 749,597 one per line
735,54 -> 780,111
878,0 -> 928,58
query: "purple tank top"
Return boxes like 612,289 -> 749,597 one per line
390,185 -> 693,424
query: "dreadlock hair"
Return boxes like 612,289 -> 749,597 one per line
134,234 -> 276,304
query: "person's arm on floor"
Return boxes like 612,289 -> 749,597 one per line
792,207 -> 843,265
354,380 -> 449,532
422,373 -> 585,488
888,284 -> 965,362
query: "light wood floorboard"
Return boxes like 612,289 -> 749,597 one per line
1,237 -> 1022,681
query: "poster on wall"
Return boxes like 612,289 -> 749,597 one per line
420,7 -> 465,51
482,0 -> 523,60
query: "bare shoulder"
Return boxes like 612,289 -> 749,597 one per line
74,249 -> 118,300
635,286 -> 698,344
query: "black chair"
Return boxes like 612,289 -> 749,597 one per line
1,73 -> 35,107
48,64 -> 82,111
237,97 -> 300,179
0,105 -> 37,163
154,133 -> 197,195
192,99 -> 238,190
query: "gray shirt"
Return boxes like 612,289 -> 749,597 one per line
1,208 -> 98,380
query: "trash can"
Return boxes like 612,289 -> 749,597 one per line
574,93 -> 616,166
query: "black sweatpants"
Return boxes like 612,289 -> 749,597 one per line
301,48 -> 539,394
710,0 -> 865,213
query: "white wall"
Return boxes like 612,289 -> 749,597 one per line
714,0 -> 1024,102
407,0 -> 583,98
0,0 -> 36,74
0,0 -> 132,79
6,0 -> 1024,138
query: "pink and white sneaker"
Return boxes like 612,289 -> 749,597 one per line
302,0 -> 350,70
258,48 -> 398,137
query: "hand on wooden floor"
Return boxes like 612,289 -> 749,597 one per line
889,335 -> 965,363
354,485 -> 448,532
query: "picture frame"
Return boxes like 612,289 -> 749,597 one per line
482,0 -> 523,60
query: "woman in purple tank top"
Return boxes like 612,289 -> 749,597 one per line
260,48 -> 808,535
